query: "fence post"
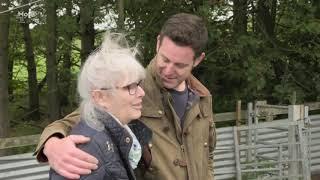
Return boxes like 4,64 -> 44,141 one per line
288,105 -> 303,180
247,102 -> 253,162
233,127 -> 242,180
236,100 -> 241,143
300,106 -> 311,180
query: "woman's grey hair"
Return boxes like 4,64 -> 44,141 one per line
77,33 -> 145,128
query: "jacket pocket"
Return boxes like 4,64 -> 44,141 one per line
141,143 -> 159,180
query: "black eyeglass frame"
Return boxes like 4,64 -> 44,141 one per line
100,80 -> 143,95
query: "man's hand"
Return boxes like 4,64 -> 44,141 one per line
44,135 -> 99,179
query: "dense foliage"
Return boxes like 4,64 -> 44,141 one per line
0,0 -> 319,134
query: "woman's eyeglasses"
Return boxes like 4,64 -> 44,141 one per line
100,80 -> 142,95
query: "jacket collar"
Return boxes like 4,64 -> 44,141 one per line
82,108 -> 131,162
89,107 -> 152,148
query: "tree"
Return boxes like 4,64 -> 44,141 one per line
45,0 -> 59,120
255,0 -> 277,39
314,0 -> 320,19
0,0 -> 10,138
117,0 -> 124,30
2,0 -> 320,122
79,0 -> 95,64
21,0 -> 40,120
233,0 -> 248,36
58,0 -> 76,113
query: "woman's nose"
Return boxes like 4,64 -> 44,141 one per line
136,85 -> 145,97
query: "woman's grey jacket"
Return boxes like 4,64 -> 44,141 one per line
49,109 -> 152,180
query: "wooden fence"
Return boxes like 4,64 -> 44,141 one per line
0,110 -> 248,180
0,109 -> 247,150
1,101 -> 320,180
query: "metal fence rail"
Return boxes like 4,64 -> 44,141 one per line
213,114 -> 320,180
1,113 -> 319,180
0,102 -> 319,180
0,153 -> 49,180
214,126 -> 237,179
310,114 -> 320,172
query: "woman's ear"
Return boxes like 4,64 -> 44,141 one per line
91,90 -> 102,103
91,90 -> 108,107
91,90 -> 110,109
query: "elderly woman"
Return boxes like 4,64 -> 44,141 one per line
49,33 -> 152,180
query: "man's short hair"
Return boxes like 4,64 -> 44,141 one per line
159,13 -> 208,57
